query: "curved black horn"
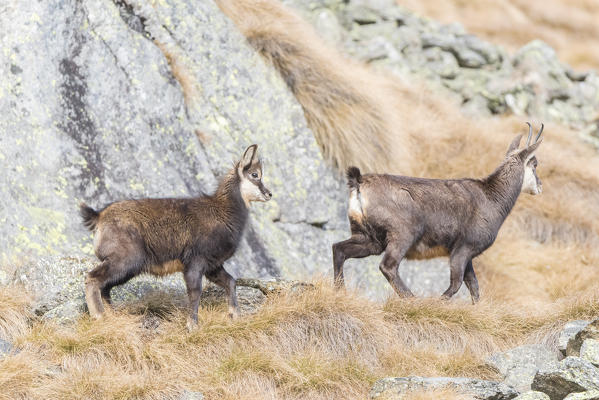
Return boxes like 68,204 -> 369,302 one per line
535,123 -> 544,143
525,122 -> 533,146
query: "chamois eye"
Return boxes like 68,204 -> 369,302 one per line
251,172 -> 258,179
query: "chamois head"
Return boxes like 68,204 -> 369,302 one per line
506,122 -> 544,195
238,144 -> 272,205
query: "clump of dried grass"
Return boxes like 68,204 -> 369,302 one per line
2,279 -> 598,399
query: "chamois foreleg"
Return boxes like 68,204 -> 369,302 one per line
206,266 -> 239,319
463,260 -> 480,304
183,257 -> 207,328
332,234 -> 382,289
442,248 -> 471,299
379,240 -> 414,297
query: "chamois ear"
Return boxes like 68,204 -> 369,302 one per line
506,134 -> 523,156
518,138 -> 543,162
240,144 -> 258,170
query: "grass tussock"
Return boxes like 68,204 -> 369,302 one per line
3,280 -> 599,399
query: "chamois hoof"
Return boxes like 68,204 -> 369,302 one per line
186,317 -> 199,332
228,307 -> 240,320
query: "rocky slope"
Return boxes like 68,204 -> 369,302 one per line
285,0 -> 599,146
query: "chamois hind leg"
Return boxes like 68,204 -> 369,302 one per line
206,265 -> 239,319
442,248 -> 471,300
463,260 -> 480,304
379,240 -> 413,298
86,255 -> 143,318
85,260 -> 109,318
183,257 -> 207,329
332,234 -> 383,289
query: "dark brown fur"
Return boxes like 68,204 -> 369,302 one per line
81,145 -> 272,324
333,132 -> 543,303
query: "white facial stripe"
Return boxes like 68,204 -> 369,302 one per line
240,175 -> 266,205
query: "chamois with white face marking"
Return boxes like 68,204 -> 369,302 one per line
80,145 -> 272,325
332,123 -> 544,303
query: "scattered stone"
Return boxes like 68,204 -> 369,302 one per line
580,339 -> 599,368
235,278 -> 313,296
559,321 -> 591,357
287,1 -> 599,130
568,320 -> 599,357
486,344 -> 559,392
0,339 -> 13,359
514,392 -> 550,400
179,390 -> 204,400
564,391 -> 599,400
370,376 -> 519,400
531,356 -> 599,400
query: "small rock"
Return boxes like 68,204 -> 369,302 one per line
179,390 -> 204,400
559,321 -> 591,357
235,278 -> 313,296
0,339 -> 13,359
369,376 -> 519,399
486,344 -> 559,392
514,392 -> 550,400
531,356 -> 599,400
567,320 -> 599,357
564,391 -> 599,400
580,339 -> 599,367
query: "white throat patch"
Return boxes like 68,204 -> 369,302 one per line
522,165 -> 539,195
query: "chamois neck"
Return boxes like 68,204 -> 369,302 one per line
214,166 -> 248,212
483,158 -> 524,218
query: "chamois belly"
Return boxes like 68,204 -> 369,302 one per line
148,260 -> 184,276
405,241 -> 449,260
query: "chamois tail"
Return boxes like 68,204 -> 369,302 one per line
79,203 -> 100,231
346,166 -> 362,190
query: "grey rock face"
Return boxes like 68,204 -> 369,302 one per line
514,392 -> 550,400
531,357 -> 599,400
0,0 -> 358,293
370,376 -> 519,400
559,321 -> 591,357
580,339 -> 599,368
568,320 -> 599,357
486,344 -> 559,392
564,391 -> 599,400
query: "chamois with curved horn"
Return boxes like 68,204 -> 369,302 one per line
332,123 -> 544,303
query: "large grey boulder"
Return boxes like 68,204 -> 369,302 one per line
567,320 -> 599,357
559,321 -> 591,357
531,357 -> 599,400
486,344 -> 559,392
370,376 -> 519,400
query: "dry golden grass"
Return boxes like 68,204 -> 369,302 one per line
398,0 -> 599,70
2,281 -> 599,399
